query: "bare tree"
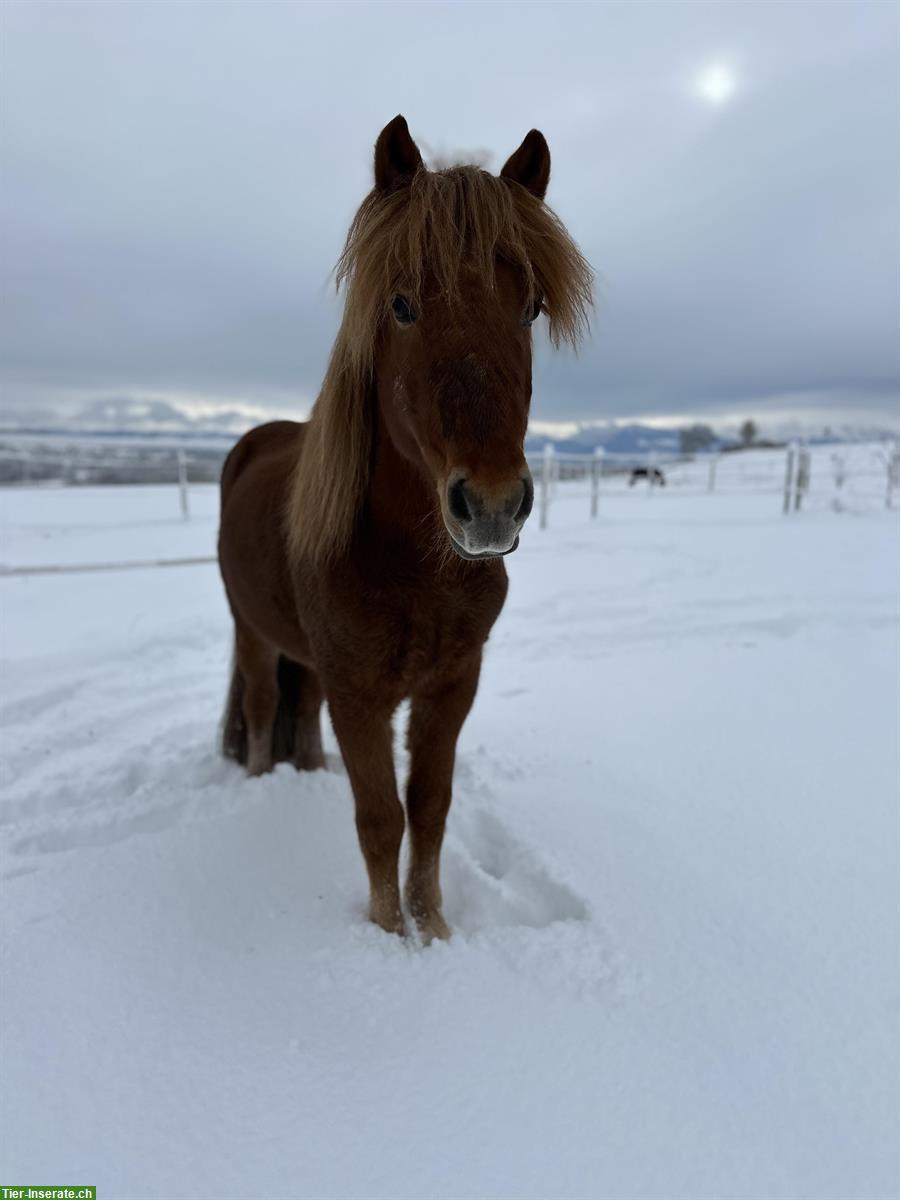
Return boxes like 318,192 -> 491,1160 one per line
740,419 -> 757,448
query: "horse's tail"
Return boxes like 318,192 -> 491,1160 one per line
220,647 -> 305,766
271,655 -> 304,764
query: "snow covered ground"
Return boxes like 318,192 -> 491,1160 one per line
1,473 -> 898,1199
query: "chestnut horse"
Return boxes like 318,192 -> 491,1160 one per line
218,116 -> 591,941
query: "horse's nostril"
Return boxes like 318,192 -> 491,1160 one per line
447,477 -> 472,524
515,475 -> 534,522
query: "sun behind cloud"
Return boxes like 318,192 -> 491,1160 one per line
695,62 -> 737,105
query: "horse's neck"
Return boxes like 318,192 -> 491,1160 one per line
365,401 -> 441,551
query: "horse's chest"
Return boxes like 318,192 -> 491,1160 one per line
362,581 -> 503,696
308,562 -> 507,700
395,604 -> 475,682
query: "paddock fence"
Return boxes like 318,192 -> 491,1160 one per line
1,433 -> 897,531
525,441 -> 900,525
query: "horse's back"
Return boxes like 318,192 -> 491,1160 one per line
219,420 -> 312,662
221,420 -> 305,502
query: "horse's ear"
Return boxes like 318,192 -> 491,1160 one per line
374,115 -> 423,193
500,129 -> 551,200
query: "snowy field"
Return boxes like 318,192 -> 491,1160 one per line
1,467 -> 898,1199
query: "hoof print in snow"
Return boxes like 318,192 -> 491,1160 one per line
442,807 -> 588,935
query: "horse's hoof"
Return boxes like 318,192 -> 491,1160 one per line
369,904 -> 407,938
292,752 -> 326,772
415,910 -> 452,945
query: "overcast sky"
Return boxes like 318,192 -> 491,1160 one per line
1,0 -> 897,430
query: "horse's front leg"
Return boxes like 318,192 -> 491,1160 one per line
328,696 -> 406,936
405,656 -> 481,943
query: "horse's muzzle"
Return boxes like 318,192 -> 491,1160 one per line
444,469 -> 533,559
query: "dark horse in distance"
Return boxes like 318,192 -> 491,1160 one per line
218,116 -> 592,941
629,466 -> 666,486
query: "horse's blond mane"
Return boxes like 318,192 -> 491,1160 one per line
286,164 -> 593,564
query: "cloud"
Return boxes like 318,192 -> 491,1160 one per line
0,0 -> 897,427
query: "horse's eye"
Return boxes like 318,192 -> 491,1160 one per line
523,292 -> 543,327
391,295 -> 417,325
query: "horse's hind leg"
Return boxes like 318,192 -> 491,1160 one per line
235,624 -> 279,776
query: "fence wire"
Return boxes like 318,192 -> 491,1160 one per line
525,442 -> 898,522
1,438 -> 897,525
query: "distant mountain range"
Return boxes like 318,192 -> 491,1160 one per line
1,397 -> 896,455
523,420 -> 899,457
0,397 -> 256,440
524,423 -> 683,458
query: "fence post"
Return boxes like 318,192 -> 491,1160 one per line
794,445 -> 810,512
177,450 -> 190,521
886,442 -> 899,509
539,443 -> 553,530
831,452 -> 846,513
707,453 -> 718,493
782,442 -> 796,515
590,447 -> 604,518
